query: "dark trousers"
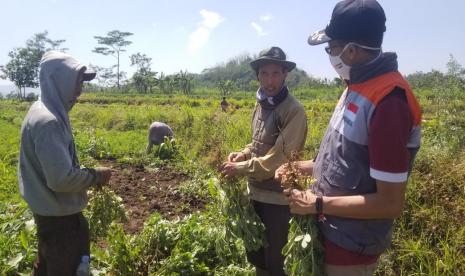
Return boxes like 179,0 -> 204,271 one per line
247,200 -> 291,276
32,212 -> 90,276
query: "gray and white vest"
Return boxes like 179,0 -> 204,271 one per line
313,71 -> 422,255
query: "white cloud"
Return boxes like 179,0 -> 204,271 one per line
188,27 -> 210,53
152,23 -> 157,29
200,9 -> 224,28
251,22 -> 268,36
188,9 -> 225,53
260,13 -> 273,22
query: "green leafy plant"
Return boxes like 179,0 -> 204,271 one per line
208,177 -> 267,252
283,215 -> 324,276
77,129 -> 113,160
2,85 -> 465,275
0,206 -> 36,275
280,153 -> 324,276
105,223 -> 141,275
136,213 -> 181,273
154,136 -> 177,160
85,187 -> 127,238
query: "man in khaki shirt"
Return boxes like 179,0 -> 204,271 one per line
220,46 -> 307,276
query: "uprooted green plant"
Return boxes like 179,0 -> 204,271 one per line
105,223 -> 142,275
280,152 -> 324,276
208,177 -> 267,252
154,209 -> 248,275
136,213 -> 181,274
85,187 -> 127,239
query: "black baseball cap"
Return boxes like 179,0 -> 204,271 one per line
308,0 -> 386,48
82,67 -> 96,81
250,46 -> 296,72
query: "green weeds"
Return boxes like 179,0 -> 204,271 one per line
1,87 -> 464,275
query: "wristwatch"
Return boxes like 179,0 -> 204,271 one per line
316,195 -> 326,222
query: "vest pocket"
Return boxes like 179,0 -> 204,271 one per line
251,140 -> 274,156
322,160 -> 362,194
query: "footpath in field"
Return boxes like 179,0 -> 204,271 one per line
99,160 -> 206,234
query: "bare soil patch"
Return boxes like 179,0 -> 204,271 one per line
99,160 -> 206,234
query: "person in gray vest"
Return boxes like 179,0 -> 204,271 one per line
18,51 -> 112,275
275,1 -> 421,275
146,121 -> 174,153
220,46 -> 308,276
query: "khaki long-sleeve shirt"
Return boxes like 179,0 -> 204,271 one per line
235,93 -> 307,204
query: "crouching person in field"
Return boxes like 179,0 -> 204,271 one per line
18,51 -> 112,276
146,121 -> 174,153
220,46 -> 307,276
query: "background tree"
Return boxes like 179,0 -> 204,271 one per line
248,79 -> 260,91
0,48 -> 38,99
24,31 -> 67,84
158,73 -> 179,95
93,30 -> 133,89
446,54 -> 464,79
91,64 -> 118,89
158,72 -> 167,94
217,80 -> 234,98
0,31 -> 66,99
164,75 -> 178,94
26,31 -> 68,52
332,77 -> 344,88
177,70 -> 194,95
445,54 -> 465,92
130,53 -> 157,93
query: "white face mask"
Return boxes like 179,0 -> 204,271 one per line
328,43 -> 381,81
329,44 -> 351,81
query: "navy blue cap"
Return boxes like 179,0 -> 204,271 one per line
308,0 -> 386,47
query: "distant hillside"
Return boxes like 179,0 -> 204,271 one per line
195,54 -> 313,90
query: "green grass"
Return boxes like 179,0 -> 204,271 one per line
0,87 -> 464,275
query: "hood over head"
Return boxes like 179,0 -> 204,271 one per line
39,51 -> 95,130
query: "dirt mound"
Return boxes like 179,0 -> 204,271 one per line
99,161 -> 206,234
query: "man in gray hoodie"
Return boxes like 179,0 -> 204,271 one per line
18,51 -> 112,275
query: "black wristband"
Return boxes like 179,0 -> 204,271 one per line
316,195 -> 323,215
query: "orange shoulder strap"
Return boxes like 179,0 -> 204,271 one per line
349,71 -> 422,125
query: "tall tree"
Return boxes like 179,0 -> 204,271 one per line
446,54 -> 464,79
130,53 -> 157,93
25,31 -> 68,79
0,31 -> 66,99
93,30 -> 133,89
177,70 -> 194,95
26,31 -> 67,52
130,53 -> 152,71
90,64 -> 118,88
46,39 -> 68,52
217,80 -> 234,97
0,48 -> 38,98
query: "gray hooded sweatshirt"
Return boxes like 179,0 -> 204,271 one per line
18,51 -> 97,216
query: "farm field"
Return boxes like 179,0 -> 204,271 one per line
1,86 -> 464,275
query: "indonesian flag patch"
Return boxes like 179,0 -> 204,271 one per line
343,102 -> 359,126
